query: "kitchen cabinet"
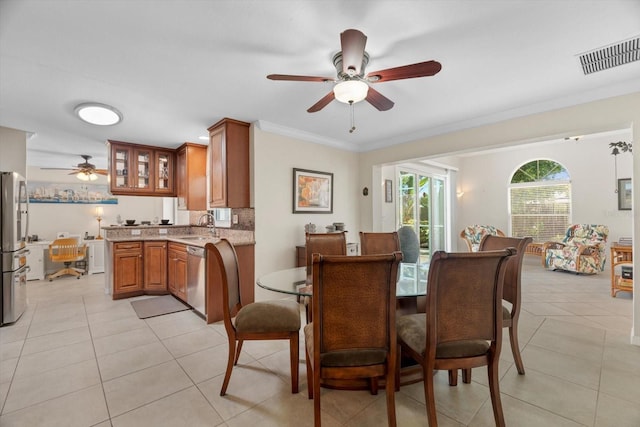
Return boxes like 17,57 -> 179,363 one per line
113,241 -> 144,298
167,242 -> 188,302
144,241 -> 167,293
154,150 -> 175,195
176,142 -> 207,210
86,240 -> 105,274
208,118 -> 250,208
108,140 -> 176,196
26,241 -> 49,280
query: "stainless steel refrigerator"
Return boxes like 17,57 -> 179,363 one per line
1,171 -> 29,326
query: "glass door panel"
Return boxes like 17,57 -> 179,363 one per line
136,150 -> 151,190
157,153 -> 170,190
399,171 -> 448,263
114,148 -> 129,189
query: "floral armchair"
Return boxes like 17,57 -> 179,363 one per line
460,225 -> 505,252
543,224 -> 609,274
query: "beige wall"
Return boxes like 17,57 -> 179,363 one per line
252,127 -> 360,300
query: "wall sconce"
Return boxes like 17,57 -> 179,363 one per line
456,190 -> 465,198
95,206 -> 104,240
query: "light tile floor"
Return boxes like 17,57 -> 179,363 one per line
1,256 -> 639,426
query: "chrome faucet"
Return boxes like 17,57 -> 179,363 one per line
198,213 -> 217,237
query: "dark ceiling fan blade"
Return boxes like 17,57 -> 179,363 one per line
367,60 -> 442,83
340,29 -> 367,75
365,87 -> 394,111
267,74 -> 333,82
307,91 -> 335,113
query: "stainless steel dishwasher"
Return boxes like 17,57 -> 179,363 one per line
186,245 -> 206,317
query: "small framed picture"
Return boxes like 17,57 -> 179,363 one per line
384,179 -> 393,203
618,178 -> 632,210
293,168 -> 333,213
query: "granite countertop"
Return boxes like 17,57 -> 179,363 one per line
105,225 -> 255,247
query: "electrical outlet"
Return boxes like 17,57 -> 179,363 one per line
158,228 -> 167,234
233,214 -> 239,224
131,229 -> 141,236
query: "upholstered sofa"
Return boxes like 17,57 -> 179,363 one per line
543,224 -> 609,274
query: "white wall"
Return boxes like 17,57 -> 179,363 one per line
253,127 -> 360,300
26,167 -> 163,241
0,126 -> 27,176
454,129 -> 633,250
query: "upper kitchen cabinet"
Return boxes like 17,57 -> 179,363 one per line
154,149 -> 175,195
176,142 -> 207,210
108,140 -> 176,196
208,118 -> 250,208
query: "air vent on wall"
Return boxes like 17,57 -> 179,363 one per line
578,36 -> 640,75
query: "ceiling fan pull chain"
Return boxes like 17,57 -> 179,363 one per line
349,100 -> 356,133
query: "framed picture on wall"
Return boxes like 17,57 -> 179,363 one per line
618,178 -> 632,210
293,168 -> 333,213
385,179 -> 393,203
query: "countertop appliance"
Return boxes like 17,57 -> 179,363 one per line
186,245 -> 205,317
1,172 -> 29,326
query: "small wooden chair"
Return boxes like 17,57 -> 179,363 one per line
396,249 -> 515,427
305,252 -> 402,427
205,239 -> 301,396
451,235 -> 533,385
359,231 -> 401,256
48,238 -> 87,281
304,232 -> 347,322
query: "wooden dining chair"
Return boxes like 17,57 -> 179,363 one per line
359,231 -> 401,255
450,235 -> 533,385
396,248 -> 515,427
205,239 -> 301,396
303,232 -> 347,322
305,252 -> 402,427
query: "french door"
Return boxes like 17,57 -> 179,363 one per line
398,170 -> 446,262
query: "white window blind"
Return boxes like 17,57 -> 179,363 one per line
509,182 -> 571,242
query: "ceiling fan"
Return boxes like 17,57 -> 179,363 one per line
267,29 -> 442,114
41,154 -> 108,181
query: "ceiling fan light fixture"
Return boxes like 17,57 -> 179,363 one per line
74,102 -> 122,126
77,171 -> 98,181
333,80 -> 369,104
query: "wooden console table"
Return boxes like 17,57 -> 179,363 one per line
610,244 -> 633,297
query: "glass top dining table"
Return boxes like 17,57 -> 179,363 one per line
257,263 -> 429,298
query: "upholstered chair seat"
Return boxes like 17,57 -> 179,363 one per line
235,300 -> 300,333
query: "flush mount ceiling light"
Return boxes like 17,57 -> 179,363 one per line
74,102 -> 122,126
333,80 -> 369,104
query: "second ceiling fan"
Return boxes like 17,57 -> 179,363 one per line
267,29 -> 442,113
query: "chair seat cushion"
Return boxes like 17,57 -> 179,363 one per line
397,313 -> 490,358
235,300 -> 300,333
303,323 -> 387,367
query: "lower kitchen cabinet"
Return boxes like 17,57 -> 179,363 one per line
113,241 -> 144,299
144,241 -> 167,293
167,242 -> 188,302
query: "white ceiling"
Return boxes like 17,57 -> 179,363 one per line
1,0 -> 639,170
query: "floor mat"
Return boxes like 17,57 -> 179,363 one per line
130,295 -> 191,319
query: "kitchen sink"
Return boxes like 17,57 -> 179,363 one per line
179,236 -> 216,241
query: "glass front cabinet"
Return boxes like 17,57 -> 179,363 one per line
108,141 -> 175,196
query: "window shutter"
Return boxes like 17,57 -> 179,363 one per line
509,183 -> 571,242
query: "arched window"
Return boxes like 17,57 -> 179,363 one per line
509,159 -> 571,242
